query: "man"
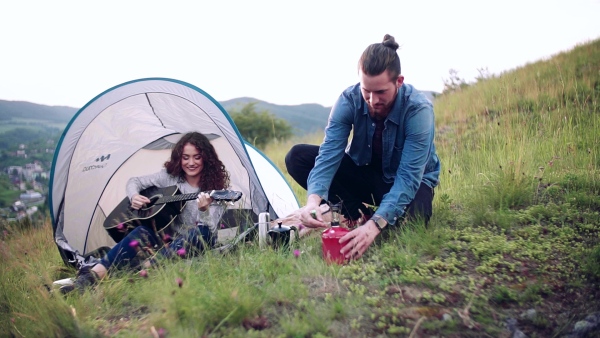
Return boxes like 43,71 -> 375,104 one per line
285,34 -> 440,259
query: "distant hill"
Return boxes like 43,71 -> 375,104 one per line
220,90 -> 438,135
0,98 -> 331,135
220,98 -> 331,135
0,88 -> 439,136
0,100 -> 77,123
0,98 -> 331,136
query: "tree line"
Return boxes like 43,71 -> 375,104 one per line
229,102 -> 293,149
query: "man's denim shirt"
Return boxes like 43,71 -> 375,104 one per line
307,83 -> 441,224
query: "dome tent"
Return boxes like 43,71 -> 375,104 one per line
49,78 -> 299,267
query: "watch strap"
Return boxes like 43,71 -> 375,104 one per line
371,215 -> 387,231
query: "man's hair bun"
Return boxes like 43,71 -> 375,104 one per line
382,34 -> 399,50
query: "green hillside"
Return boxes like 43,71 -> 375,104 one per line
1,39 -> 599,337
0,100 -> 77,122
0,100 -> 77,134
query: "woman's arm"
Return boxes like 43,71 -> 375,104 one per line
126,169 -> 174,200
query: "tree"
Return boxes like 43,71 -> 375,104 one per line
475,67 -> 493,83
442,69 -> 469,94
229,103 -> 293,149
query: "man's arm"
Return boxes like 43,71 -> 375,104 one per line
301,94 -> 355,228
306,94 -> 354,201
375,104 -> 435,224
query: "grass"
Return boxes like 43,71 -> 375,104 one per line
1,39 -> 600,337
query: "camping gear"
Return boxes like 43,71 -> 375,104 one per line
321,203 -> 349,264
258,212 -> 270,249
267,222 -> 298,250
321,226 -> 350,264
49,77 -> 299,267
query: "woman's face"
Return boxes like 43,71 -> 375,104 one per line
181,143 -> 204,180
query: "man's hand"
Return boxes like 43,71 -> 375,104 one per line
131,194 -> 151,210
300,194 -> 329,228
339,220 -> 381,259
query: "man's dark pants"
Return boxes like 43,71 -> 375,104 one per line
285,144 -> 434,226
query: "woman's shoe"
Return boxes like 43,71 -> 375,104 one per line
59,265 -> 99,294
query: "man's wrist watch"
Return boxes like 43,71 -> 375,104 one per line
370,215 -> 387,232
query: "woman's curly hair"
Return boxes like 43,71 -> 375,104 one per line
164,132 -> 230,190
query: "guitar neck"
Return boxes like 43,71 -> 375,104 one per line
155,193 -> 198,205
152,189 -> 241,206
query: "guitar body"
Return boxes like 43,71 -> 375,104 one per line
104,185 -> 184,242
104,185 -> 243,243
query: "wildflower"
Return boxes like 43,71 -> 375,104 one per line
162,234 -> 172,243
293,249 -> 301,258
116,223 -> 125,231
129,240 -> 139,248
220,223 -> 226,229
177,248 -> 186,258
151,326 -> 167,338
176,277 -> 183,288
139,269 -> 148,278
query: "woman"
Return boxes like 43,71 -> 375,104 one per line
61,132 -> 231,294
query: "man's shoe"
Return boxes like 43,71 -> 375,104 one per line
59,265 -> 99,294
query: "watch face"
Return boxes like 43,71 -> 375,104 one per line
372,216 -> 386,229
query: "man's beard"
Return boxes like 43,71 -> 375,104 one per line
369,104 -> 389,120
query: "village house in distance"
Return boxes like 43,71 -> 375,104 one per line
2,143 -> 52,221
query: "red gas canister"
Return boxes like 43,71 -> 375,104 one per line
321,226 -> 350,264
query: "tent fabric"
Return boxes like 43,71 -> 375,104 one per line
244,142 -> 299,218
49,78 -> 299,264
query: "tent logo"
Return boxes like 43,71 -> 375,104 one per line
82,154 -> 111,172
96,154 -> 111,162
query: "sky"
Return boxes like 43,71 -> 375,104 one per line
1,0 -> 599,109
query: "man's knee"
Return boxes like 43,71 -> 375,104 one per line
284,144 -> 302,170
285,144 -> 318,180
285,145 -> 303,179
401,184 -> 434,225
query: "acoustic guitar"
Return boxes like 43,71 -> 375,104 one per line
103,185 -> 242,242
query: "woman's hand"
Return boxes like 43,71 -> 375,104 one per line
131,194 -> 151,210
197,192 -> 212,211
